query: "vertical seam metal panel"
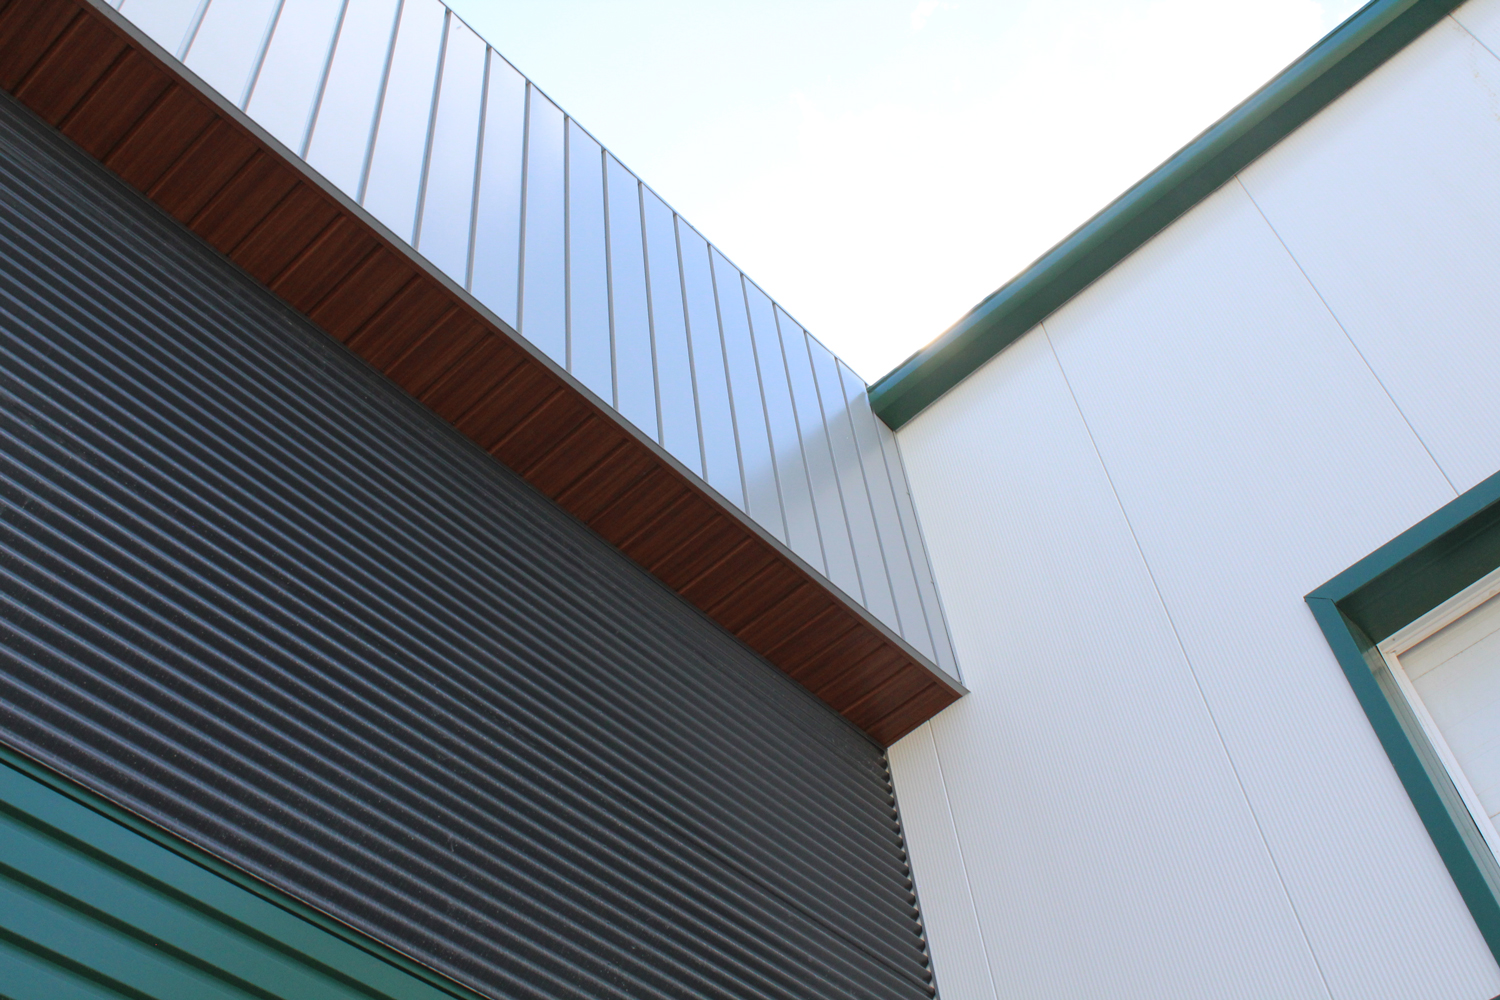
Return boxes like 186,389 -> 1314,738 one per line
463,43 -> 489,291
773,306 -> 830,576
410,8 -> 448,249
675,213 -> 710,480
804,331 -> 868,606
299,0 -> 349,158
239,0 -> 285,110
356,0 -> 403,205
100,0 -> 955,666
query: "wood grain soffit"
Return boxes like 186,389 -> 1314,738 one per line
0,0 -> 964,745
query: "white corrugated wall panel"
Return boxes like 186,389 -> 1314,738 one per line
894,6 -> 1500,999
888,724 -> 996,1000
1040,177 -> 1495,1000
1238,10 -> 1500,494
1453,0 -> 1500,75
893,327 -> 1328,1000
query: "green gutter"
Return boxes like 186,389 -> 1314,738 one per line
868,0 -> 1464,429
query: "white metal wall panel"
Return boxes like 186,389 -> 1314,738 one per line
1238,11 -> 1500,494
887,724 -> 996,1000
894,328 -> 1330,1000
893,19 -> 1500,972
1037,179 -> 1495,1000
1454,0 -> 1500,50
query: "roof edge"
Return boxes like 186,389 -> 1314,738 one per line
4,0 -> 961,745
869,0 -> 1462,429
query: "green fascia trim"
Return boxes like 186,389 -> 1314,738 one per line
868,0 -> 1463,429
1306,470 -> 1500,967
1309,469 -> 1500,629
0,744 -> 491,1000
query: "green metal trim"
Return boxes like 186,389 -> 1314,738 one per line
0,745 -> 491,1000
1309,469 -> 1500,627
868,0 -> 1465,429
1306,472 -> 1500,966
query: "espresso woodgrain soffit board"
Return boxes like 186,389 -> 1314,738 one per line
0,0 -> 963,745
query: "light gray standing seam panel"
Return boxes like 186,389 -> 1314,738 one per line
815,341 -> 898,626
782,312 -> 861,602
679,221 -> 743,507
415,16 -> 484,286
605,157 -> 658,441
245,0 -> 346,153
117,0 -> 201,55
360,0 -> 444,238
110,0 -> 960,678
715,251 -> 782,538
641,189 -> 701,475
843,360 -> 934,658
566,122 -> 611,403
304,0 -> 401,195
747,282 -> 822,571
878,420 -> 954,670
519,88 -> 566,365
182,0 -> 280,106
468,52 -> 525,324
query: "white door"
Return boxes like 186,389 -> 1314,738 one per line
1382,568 -> 1500,861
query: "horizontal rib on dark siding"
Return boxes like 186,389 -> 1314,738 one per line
0,91 -> 933,1000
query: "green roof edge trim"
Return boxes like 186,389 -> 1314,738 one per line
868,0 -> 1464,429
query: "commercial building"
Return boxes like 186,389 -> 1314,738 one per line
0,0 -> 1498,998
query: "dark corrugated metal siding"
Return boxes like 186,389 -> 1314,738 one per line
0,91 -> 933,1000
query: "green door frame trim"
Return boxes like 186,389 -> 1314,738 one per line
0,742 -> 493,1000
868,0 -> 1466,430
1307,469 -> 1500,967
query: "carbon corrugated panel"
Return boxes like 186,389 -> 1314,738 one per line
0,91 -> 934,1000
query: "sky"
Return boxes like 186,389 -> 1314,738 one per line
441,0 -> 1368,383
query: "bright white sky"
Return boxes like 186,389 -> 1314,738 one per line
442,0 -> 1367,382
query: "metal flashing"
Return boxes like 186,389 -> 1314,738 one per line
868,0 -> 1465,429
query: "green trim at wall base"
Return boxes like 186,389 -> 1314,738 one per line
1308,470 -> 1500,968
0,743 -> 490,1000
869,0 -> 1465,429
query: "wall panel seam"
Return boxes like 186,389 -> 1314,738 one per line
1040,321 -> 1336,1000
239,0 -> 284,110
925,724 -> 1001,1000
1449,10 -> 1500,66
1232,176 -> 1458,497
